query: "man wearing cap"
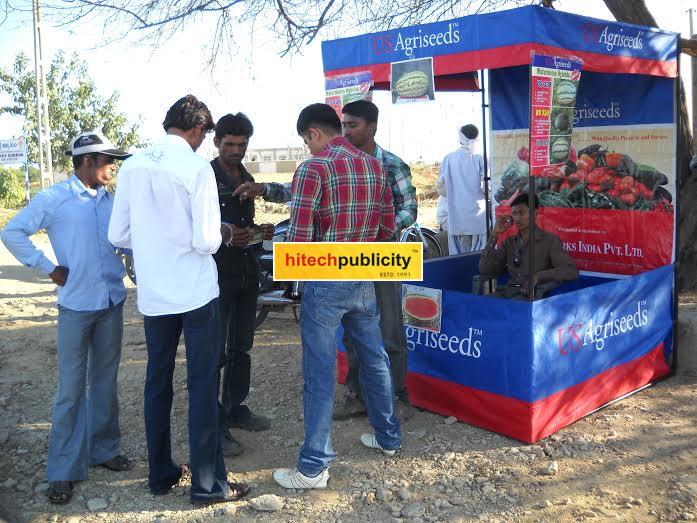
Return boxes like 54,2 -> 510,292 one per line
1,131 -> 133,504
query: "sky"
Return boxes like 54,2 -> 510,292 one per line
0,0 -> 694,164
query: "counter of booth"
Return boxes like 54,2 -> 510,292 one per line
338,254 -> 674,443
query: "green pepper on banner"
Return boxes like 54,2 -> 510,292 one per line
529,54 -> 583,178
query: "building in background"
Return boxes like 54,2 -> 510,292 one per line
245,146 -> 310,174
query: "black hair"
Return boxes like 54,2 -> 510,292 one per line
162,94 -> 214,133
460,124 -> 479,140
511,192 -> 539,209
215,113 -> 254,139
342,100 -> 379,124
296,103 -> 342,135
72,153 -> 100,170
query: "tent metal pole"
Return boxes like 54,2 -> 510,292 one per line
527,60 -> 535,302
672,44 -> 681,374
480,69 -> 492,235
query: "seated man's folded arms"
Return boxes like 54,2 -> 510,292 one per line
479,192 -> 578,299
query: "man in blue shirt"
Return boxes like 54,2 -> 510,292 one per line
1,131 -> 133,504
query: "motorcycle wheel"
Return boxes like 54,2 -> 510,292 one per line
255,307 -> 270,329
123,254 -> 137,285
402,227 -> 443,259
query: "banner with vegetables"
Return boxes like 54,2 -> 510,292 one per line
490,66 -> 675,276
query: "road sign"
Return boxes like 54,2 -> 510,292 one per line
0,139 -> 27,165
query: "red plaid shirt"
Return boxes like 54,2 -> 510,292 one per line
287,137 -> 395,242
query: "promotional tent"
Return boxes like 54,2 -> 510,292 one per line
323,6 -> 679,442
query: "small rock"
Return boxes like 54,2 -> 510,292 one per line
398,488 -> 412,501
214,506 -> 236,517
632,498 -> 643,506
376,487 -> 394,502
87,498 -> 108,512
683,514 -> 695,521
541,461 -> 558,476
401,502 -> 425,518
535,500 -> 553,509
249,494 -> 284,512
582,510 -> 598,518
365,492 -> 375,504
444,416 -> 458,425
2,478 -> 16,489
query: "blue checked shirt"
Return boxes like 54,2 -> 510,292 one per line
1,174 -> 126,311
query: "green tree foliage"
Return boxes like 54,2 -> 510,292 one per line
0,166 -> 26,209
0,51 -> 142,175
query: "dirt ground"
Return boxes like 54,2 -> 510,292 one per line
2,234 -> 697,523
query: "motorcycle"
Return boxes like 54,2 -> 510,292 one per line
255,218 -> 302,328
253,220 -> 444,329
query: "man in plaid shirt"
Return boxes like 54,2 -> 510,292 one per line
232,101 -> 417,422
338,100 -> 416,421
273,103 -> 401,490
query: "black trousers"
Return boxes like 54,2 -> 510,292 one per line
344,280 -> 409,402
217,274 -> 258,422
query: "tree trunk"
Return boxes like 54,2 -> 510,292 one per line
604,0 -> 696,289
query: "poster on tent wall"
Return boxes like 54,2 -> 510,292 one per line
490,66 -> 676,276
325,71 -> 373,117
528,53 -> 583,173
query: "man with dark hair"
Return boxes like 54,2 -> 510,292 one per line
479,192 -> 578,299
337,99 -> 417,421
211,113 -> 273,456
1,131 -> 132,505
436,123 -> 487,254
273,103 -> 400,490
109,95 -> 251,504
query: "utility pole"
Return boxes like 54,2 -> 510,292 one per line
691,9 -> 697,151
32,0 -> 52,188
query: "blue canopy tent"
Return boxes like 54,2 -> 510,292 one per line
323,6 -> 679,442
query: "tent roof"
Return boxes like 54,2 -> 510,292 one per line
321,5 -> 678,90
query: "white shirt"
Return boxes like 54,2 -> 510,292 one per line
436,147 -> 486,235
108,134 -> 222,316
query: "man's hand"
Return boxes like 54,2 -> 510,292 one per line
520,274 -> 539,297
493,215 -> 511,235
232,182 -> 266,201
49,266 -> 69,286
260,223 -> 275,241
221,223 -> 253,247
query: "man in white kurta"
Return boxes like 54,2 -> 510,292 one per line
436,124 -> 486,254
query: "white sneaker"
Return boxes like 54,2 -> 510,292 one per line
273,467 -> 329,489
361,433 -> 398,456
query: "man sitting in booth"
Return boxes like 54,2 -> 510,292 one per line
479,192 -> 578,299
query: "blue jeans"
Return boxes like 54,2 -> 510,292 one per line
143,299 -> 229,502
47,301 -> 124,482
298,281 -> 401,476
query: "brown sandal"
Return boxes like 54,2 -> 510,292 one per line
190,481 -> 251,505
98,455 -> 133,472
47,481 -> 73,504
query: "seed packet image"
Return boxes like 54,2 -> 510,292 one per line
391,57 -> 435,104
402,284 -> 442,333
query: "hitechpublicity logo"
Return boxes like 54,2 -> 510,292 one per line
273,242 -> 423,281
